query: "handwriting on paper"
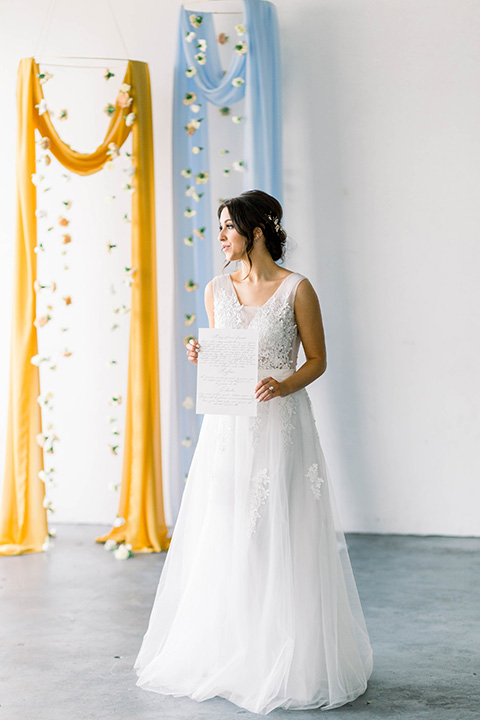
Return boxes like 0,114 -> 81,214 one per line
196,328 -> 259,416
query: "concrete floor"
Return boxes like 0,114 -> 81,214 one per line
1,527 -> 479,720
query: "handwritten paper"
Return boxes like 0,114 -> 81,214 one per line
196,328 -> 259,416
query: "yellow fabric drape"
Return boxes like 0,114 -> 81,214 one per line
0,57 -> 170,555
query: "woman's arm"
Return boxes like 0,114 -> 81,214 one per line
186,280 -> 214,365
255,278 -> 327,401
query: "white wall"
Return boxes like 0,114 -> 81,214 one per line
0,0 -> 478,535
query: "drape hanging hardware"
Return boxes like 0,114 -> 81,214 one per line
34,56 -> 131,70
182,0 -> 243,14
35,0 -> 129,58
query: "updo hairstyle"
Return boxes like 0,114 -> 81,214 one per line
217,189 -> 287,269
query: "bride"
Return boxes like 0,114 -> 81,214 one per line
134,189 -> 373,714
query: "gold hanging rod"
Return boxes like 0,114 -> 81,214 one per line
35,56 -> 131,62
34,56 -> 131,70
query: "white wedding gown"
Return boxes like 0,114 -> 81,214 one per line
134,272 -> 373,714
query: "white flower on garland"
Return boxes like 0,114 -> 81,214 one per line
232,115 -> 244,124
125,112 -> 136,127
31,173 -> 44,187
195,171 -> 209,184
191,104 -> 201,113
34,208 -> 47,218
31,354 -> 51,367
58,109 -> 68,120
232,76 -> 244,87
109,444 -> 119,456
107,142 -> 120,159
124,165 -> 136,178
35,99 -> 48,115
104,69 -> 115,81
184,236 -> 194,246
181,168 -> 192,179
185,66 -> 197,78
37,391 -> 54,410
109,395 -> 123,406
223,168 -> 231,176
37,433 -> 59,454
182,396 -> 194,410
192,146 -> 203,154
186,118 -> 202,135
185,280 -> 198,292
219,148 -> 230,156
42,497 -> 55,513
189,14 -> 203,28
38,468 -> 55,484
34,243 -> 46,254
235,24 -> 246,35
181,437 -> 192,448
114,543 -> 133,560
123,266 -> 137,286
119,83 -> 131,93
183,92 -> 197,106
38,71 -> 54,85
194,52 -> 206,65
185,186 -> 201,203
196,39 -> 207,52
123,183 -> 134,193
235,41 -> 247,55
104,539 -> 118,551
184,207 -> 196,218
185,31 -> 196,43
233,160 -> 245,172
113,516 -> 126,527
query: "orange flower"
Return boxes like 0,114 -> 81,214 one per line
34,315 -> 51,328
62,234 -> 72,245
58,216 -> 69,227
63,296 -> 72,306
116,91 -> 133,108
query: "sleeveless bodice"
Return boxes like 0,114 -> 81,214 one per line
212,272 -> 306,372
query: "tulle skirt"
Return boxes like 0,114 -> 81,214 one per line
134,369 -> 373,714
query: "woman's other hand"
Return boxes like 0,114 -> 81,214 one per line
186,339 -> 200,365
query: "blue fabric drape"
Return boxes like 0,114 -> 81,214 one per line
171,0 -> 282,524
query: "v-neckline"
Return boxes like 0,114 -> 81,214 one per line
228,273 -> 293,309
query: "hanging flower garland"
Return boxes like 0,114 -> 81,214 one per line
31,68 -> 137,558
178,18 -> 248,457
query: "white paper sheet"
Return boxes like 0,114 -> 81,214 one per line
196,328 -> 259,416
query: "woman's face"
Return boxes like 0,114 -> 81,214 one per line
218,207 -> 246,262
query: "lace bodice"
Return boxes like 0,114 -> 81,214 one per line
212,272 -> 306,371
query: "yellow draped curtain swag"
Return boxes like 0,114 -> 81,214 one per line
0,57 -> 170,555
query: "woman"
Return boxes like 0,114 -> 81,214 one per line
134,190 -> 373,714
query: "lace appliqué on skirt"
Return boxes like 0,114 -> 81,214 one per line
306,463 -> 325,500
247,468 -> 270,538
280,394 -> 298,446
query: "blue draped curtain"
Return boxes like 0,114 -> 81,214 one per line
170,0 -> 282,523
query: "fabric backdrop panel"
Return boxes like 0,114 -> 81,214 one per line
170,0 -> 283,525
0,58 -> 170,555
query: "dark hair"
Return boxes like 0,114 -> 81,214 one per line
217,189 -> 287,271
